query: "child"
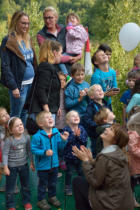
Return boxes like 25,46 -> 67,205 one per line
72,123 -> 134,210
91,49 -> 119,110
55,72 -> 67,130
59,12 -> 88,78
0,107 -> 10,191
3,117 -> 34,210
94,107 -> 115,154
31,111 -> 69,210
82,84 -> 107,157
98,43 -> 112,62
63,110 -> 88,195
65,63 -> 90,119
127,112 -> 140,207
120,70 -> 137,127
132,53 -> 140,70
126,78 -> 140,114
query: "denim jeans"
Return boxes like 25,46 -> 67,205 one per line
65,159 -> 83,188
37,167 -> 58,201
6,163 -> 30,209
9,83 -> 32,127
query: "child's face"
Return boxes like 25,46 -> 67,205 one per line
105,50 -> 112,61
100,126 -> 115,144
105,109 -> 115,123
67,112 -> 80,125
0,109 -> 10,126
72,71 -> 85,84
68,15 -> 79,26
95,51 -> 108,66
90,85 -> 104,100
127,78 -> 136,89
59,74 -> 66,89
10,118 -> 24,137
135,56 -> 140,67
41,113 -> 54,129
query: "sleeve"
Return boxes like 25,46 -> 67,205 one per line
120,91 -> 127,104
82,155 -> 107,189
2,138 -> 11,166
37,34 -> 46,47
83,105 -> 97,128
65,86 -> 80,109
67,25 -> 88,42
1,37 -> 17,90
90,73 -> 101,86
26,135 -> 34,162
112,70 -> 117,88
126,94 -> 138,113
31,135 -> 46,156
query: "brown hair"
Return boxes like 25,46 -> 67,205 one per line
39,40 -> 62,64
71,63 -> 85,76
111,123 -> 129,148
66,12 -> 80,24
91,49 -> 103,68
94,108 -> 109,125
5,117 -> 20,138
8,11 -> 30,48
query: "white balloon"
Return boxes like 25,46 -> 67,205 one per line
119,22 -> 140,51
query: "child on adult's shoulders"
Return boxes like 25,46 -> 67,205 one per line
65,63 -> 90,119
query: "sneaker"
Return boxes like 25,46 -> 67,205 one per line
37,199 -> 51,210
24,203 -> 32,210
48,196 -> 61,207
57,172 -> 62,178
66,75 -> 72,84
65,185 -> 72,196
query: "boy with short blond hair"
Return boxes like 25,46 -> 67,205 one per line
31,111 -> 69,210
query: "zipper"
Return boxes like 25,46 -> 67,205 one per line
49,135 -> 53,169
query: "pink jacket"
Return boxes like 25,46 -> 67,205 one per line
128,130 -> 140,175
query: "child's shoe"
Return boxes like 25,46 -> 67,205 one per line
24,203 -> 32,210
66,75 -> 72,84
37,199 -> 51,210
57,172 -> 62,178
65,185 -> 72,196
134,197 -> 140,207
48,196 -> 61,207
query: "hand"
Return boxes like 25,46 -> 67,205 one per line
78,90 -> 86,102
74,128 -> 80,136
61,131 -> 69,141
72,145 -> 93,162
84,88 -> 88,94
30,162 -> 35,172
57,108 -> 61,117
12,88 -> 20,98
43,104 -> 49,112
105,88 -> 120,97
4,166 -> 10,176
70,54 -> 81,63
46,149 -> 53,156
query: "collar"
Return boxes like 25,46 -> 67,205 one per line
101,145 -> 118,154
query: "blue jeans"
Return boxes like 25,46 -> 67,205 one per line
37,167 -> 58,201
9,83 -> 32,127
6,163 -> 30,209
65,159 -> 82,188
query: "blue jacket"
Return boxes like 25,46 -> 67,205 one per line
0,33 -> 37,90
31,128 -> 66,170
63,125 -> 88,161
65,80 -> 90,117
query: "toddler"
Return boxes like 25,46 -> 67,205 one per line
133,53 -> 140,70
3,117 -> 34,210
59,12 -> 88,77
31,111 -> 68,210
63,110 -> 88,195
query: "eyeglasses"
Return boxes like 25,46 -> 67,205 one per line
20,22 -> 30,26
43,16 -> 54,20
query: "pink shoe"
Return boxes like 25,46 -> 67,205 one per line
24,203 -> 32,210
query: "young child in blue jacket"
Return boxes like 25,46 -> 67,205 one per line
63,110 -> 88,196
31,111 -> 69,210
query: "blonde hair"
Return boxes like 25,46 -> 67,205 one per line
36,111 -> 51,126
94,108 -> 109,125
43,6 -> 58,18
65,110 -> 79,124
87,84 -> 102,97
66,12 -> 80,24
39,40 -> 62,64
8,11 -> 30,49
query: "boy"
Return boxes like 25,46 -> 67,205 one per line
98,43 -> 112,62
65,63 -> 90,118
31,111 -> 69,210
82,84 -> 107,157
91,49 -> 119,110
63,110 -> 88,195
120,70 -> 138,127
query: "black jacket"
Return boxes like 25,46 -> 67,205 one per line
26,62 -> 61,114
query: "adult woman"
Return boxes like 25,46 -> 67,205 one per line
1,11 -> 37,126
72,124 -> 134,210
37,6 -> 81,74
26,39 -> 62,120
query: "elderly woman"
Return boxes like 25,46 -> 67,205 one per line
72,124 -> 134,210
37,6 -> 81,74
1,11 -> 37,126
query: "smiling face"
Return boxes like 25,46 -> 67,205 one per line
10,118 -> 24,137
127,78 -> 136,89
16,15 -> 29,35
94,50 -> 108,66
104,109 -> 115,123
68,15 -> 79,26
90,85 -> 104,100
41,113 -> 54,129
72,71 -> 85,84
67,111 -> 80,126
0,109 -> 10,126
43,10 -> 57,30
53,47 -> 62,64
100,126 -> 115,145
